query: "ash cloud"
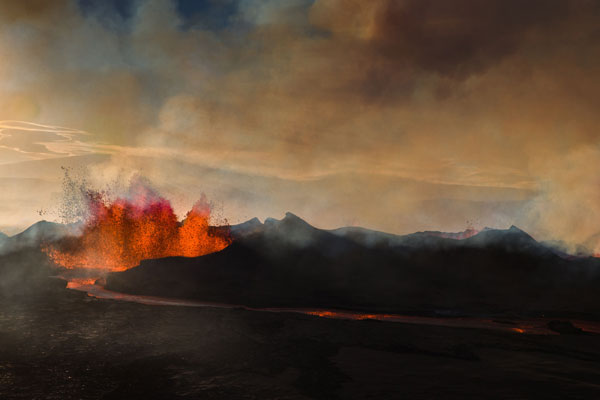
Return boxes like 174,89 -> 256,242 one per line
0,0 -> 600,247
370,0 -> 568,78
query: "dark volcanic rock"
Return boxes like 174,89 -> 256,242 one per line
547,320 -> 586,335
106,213 -> 600,317
230,217 -> 263,238
0,247 -> 65,298
0,221 -> 75,298
4,290 -> 600,399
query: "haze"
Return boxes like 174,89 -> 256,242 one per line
1,0 -> 599,251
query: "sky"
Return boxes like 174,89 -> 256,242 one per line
0,0 -> 600,250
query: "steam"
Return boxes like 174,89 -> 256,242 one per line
0,1 -> 599,250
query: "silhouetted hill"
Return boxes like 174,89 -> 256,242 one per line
230,217 -> 262,237
331,224 -> 558,254
3,221 -> 77,252
329,226 -> 404,247
4,215 -> 600,316
106,213 -> 600,317
463,225 -> 529,246
0,221 -> 71,298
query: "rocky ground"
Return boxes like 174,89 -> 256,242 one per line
1,289 -> 600,399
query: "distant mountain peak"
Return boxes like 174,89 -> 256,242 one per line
476,225 -> 529,236
236,217 -> 262,226
264,212 -> 314,228
282,212 -> 307,223
231,217 -> 263,228
460,224 -> 550,256
230,217 -> 263,237
19,220 -> 67,236
12,220 -> 82,241
258,212 -> 329,248
508,225 -> 525,233
264,217 -> 279,225
497,225 -> 535,241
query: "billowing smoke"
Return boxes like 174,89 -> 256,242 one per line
0,0 -> 600,249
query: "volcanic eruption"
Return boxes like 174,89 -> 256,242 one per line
43,181 -> 231,272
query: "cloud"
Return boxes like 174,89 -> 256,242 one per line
0,121 -> 97,162
0,0 -> 599,244
370,0 -> 567,77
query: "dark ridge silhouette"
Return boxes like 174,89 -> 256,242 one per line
4,220 -> 77,252
106,213 -> 600,317
4,214 -> 600,317
329,226 -> 405,248
229,217 -> 263,237
0,221 -> 69,298
547,320 -> 587,335
421,228 -> 478,240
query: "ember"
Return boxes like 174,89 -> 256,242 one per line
44,184 -> 231,272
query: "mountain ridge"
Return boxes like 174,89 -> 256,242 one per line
2,212 -> 590,258
105,212 -> 600,317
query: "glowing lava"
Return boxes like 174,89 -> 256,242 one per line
65,277 -> 99,288
44,186 -> 231,272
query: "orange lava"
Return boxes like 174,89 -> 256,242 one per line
66,277 -> 98,289
44,188 -> 231,272
307,311 -> 338,318
306,310 -> 389,321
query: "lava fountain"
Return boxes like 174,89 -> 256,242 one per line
44,183 -> 231,272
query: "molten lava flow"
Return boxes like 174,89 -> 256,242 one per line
44,188 -> 231,272
305,310 -> 391,321
65,277 -> 98,289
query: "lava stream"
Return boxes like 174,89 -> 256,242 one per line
65,280 -> 600,336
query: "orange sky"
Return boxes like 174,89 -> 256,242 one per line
1,0 -> 600,250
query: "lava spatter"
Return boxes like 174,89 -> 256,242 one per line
44,183 -> 231,272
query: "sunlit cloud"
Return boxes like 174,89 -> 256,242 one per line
0,120 -> 97,162
0,0 -> 598,246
